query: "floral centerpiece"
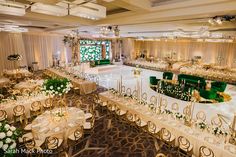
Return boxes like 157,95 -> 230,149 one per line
42,78 -> 72,96
196,121 -> 208,131
0,122 -> 22,157
7,54 -> 22,61
211,126 -> 228,136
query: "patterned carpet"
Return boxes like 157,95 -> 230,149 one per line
14,72 -> 178,157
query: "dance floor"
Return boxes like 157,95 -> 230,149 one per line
83,65 -> 236,122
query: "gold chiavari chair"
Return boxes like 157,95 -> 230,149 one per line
150,96 -> 157,105
126,88 -> 131,96
75,99 -> 83,108
30,101 -> 42,119
33,86 -> 41,94
83,114 -> 95,135
160,98 -> 167,113
114,106 -> 126,120
107,103 -> 116,113
13,105 -> 28,126
141,92 -> 147,102
125,111 -> 136,129
199,146 -> 215,157
68,126 -> 84,148
211,116 -> 222,127
171,103 -> 179,112
132,90 -> 138,98
43,98 -> 53,111
177,136 -> 193,157
196,111 -> 206,122
23,137 -> 44,157
147,121 -> 160,138
9,89 -> 21,95
160,128 -> 176,149
121,85 -> 126,94
21,88 -> 31,95
135,115 -> 147,131
155,153 -> 166,157
0,110 -> 7,122
57,99 -> 67,108
44,136 -> 64,155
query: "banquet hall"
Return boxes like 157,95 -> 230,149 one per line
0,0 -> 236,157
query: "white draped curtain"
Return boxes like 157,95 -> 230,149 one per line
0,32 -> 69,74
126,39 -> 236,67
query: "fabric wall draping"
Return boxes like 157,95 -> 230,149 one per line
22,32 -> 66,69
0,32 -> 27,74
0,32 -> 69,74
124,39 -> 236,67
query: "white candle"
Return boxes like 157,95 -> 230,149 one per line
232,112 -> 236,131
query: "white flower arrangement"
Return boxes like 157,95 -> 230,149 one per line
42,78 -> 72,96
196,121 -> 208,130
211,126 -> 228,136
0,122 -> 22,156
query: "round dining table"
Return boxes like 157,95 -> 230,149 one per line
31,107 -> 85,147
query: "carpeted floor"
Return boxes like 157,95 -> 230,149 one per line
14,72 -> 178,157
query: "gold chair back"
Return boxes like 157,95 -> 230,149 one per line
23,137 -> 36,150
31,101 -> 42,112
160,128 -> 172,142
21,88 -> 31,95
44,98 -> 53,109
150,96 -> 157,105
141,92 -> 147,101
132,90 -> 138,98
121,85 -> 125,93
73,126 -> 84,141
147,121 -> 157,134
211,116 -> 222,127
160,98 -> 167,108
171,103 -> 179,112
0,110 -> 7,122
45,136 -> 60,150
126,111 -> 135,122
178,136 -> 191,151
196,111 -> 206,122
13,105 -> 25,116
155,153 -> 166,157
126,88 -> 131,95
199,146 -> 215,157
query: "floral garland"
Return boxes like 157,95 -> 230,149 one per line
0,122 -> 22,157
211,126 -> 228,136
42,78 -> 72,96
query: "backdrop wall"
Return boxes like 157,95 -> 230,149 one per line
130,39 -> 236,67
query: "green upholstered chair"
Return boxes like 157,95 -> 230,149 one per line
150,76 -> 158,86
163,72 -> 173,80
200,89 -> 217,100
178,74 -> 206,89
211,81 -> 227,92
95,59 -> 110,65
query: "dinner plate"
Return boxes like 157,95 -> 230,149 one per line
204,136 -> 219,144
225,145 -> 236,154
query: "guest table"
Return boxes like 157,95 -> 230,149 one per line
31,107 -> 85,146
0,93 -> 48,122
14,79 -> 44,91
0,77 -> 10,87
99,91 -> 236,157
46,68 -> 97,95
3,69 -> 32,78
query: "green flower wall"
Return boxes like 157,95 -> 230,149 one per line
80,40 -> 110,62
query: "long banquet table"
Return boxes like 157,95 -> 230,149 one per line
99,91 -> 236,157
0,94 -> 48,122
46,68 -> 97,95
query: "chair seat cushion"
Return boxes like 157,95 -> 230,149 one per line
24,124 -> 32,131
83,122 -> 92,129
180,143 -> 193,152
68,132 -> 83,141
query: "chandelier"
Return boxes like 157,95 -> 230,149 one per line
100,25 -> 120,37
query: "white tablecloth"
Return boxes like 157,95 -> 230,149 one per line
99,91 -> 236,157
14,79 -> 44,90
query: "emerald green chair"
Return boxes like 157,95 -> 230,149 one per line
211,81 -> 227,92
163,72 -> 173,80
150,76 -> 158,86
95,59 -> 110,65
200,89 -> 217,100
178,74 -> 206,89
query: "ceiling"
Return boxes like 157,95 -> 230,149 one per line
0,0 -> 236,39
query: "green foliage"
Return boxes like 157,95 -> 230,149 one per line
80,40 -> 110,62
42,78 -> 71,95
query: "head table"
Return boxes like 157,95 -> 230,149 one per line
31,107 -> 85,146
46,68 -> 97,95
99,91 -> 236,157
